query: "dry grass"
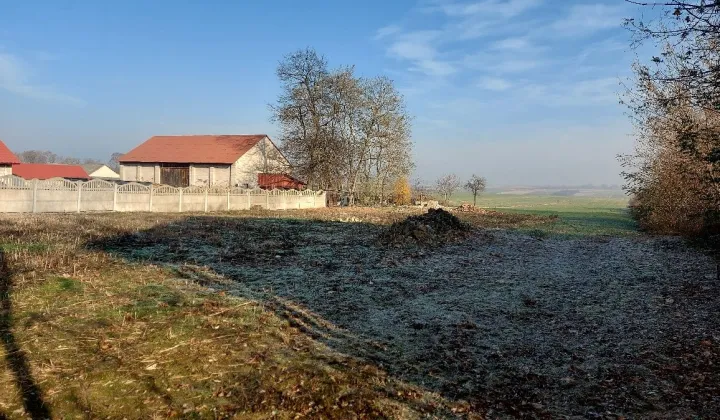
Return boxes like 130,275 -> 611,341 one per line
0,211 -> 490,419
5,208 -> 709,418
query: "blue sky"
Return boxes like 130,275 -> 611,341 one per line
0,0 -> 647,186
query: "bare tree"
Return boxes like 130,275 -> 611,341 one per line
17,150 -> 59,164
622,1 -> 720,234
272,48 -> 413,204
464,175 -> 487,206
108,152 -> 124,172
435,174 -> 460,205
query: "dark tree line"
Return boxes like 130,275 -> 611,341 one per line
15,150 -> 124,172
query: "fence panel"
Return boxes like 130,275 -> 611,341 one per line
180,186 -> 205,212
116,183 -> 151,212
35,178 -> 79,213
207,186 -> 229,212
0,177 -> 326,213
0,176 -> 33,212
152,185 -> 181,212
80,179 -> 115,212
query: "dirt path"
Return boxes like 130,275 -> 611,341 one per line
104,218 -> 720,418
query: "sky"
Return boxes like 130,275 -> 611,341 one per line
0,0 -> 652,186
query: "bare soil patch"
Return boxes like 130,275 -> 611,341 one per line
92,212 -> 720,418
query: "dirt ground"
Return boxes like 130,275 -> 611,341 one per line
93,211 -> 720,419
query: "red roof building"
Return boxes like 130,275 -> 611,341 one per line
258,173 -> 306,190
12,164 -> 90,180
118,134 -> 291,188
0,140 -> 20,165
120,135 -> 269,164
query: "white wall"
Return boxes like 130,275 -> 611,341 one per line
0,166 -> 12,176
0,177 -> 326,213
89,165 -> 119,179
190,164 -> 232,186
233,137 -> 290,187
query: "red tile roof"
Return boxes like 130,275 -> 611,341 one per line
0,140 -> 20,165
119,135 -> 269,164
258,173 -> 306,190
12,163 -> 90,180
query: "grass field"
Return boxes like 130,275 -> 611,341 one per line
452,192 -> 635,237
3,204 -> 717,419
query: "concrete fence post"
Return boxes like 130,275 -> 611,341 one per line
179,189 -> 183,213
149,185 -> 154,212
204,188 -> 208,213
313,192 -> 316,208
226,189 -> 230,211
32,180 -> 38,213
112,183 -> 118,212
77,182 -> 82,213
266,190 -> 270,209
247,190 -> 251,210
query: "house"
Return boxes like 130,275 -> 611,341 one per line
12,163 -> 90,181
81,164 -> 120,179
119,134 -> 291,187
0,140 -> 20,176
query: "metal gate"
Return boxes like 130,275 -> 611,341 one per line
160,165 -> 189,187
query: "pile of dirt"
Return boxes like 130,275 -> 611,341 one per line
381,208 -> 472,245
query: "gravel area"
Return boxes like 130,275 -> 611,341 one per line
100,216 -> 720,418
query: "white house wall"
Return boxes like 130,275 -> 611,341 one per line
190,164 -> 232,186
233,137 -> 289,187
89,166 -> 120,179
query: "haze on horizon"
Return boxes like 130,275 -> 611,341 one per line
0,0 -> 644,187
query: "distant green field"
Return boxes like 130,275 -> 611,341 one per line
451,192 -> 636,237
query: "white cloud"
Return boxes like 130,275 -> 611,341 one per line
432,0 -> 542,18
523,77 -> 621,106
550,4 -> 626,36
477,77 -> 512,91
0,52 -> 84,106
491,37 -> 530,51
388,40 -> 436,61
374,25 -> 402,40
464,51 -> 543,73
412,59 -> 457,76
385,30 -> 457,76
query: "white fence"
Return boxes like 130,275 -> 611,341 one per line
0,176 -> 326,213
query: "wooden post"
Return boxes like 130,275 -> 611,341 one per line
204,188 -> 208,213
179,189 -> 183,213
77,182 -> 82,213
149,184 -> 154,212
112,183 -> 118,212
32,180 -> 38,213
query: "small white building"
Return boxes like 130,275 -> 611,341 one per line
81,164 -> 120,179
118,134 -> 290,187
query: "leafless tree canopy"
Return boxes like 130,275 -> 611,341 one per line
464,175 -> 487,206
271,48 -> 413,204
435,174 -> 460,205
17,150 -> 125,171
623,1 -> 720,235
108,152 -> 124,172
